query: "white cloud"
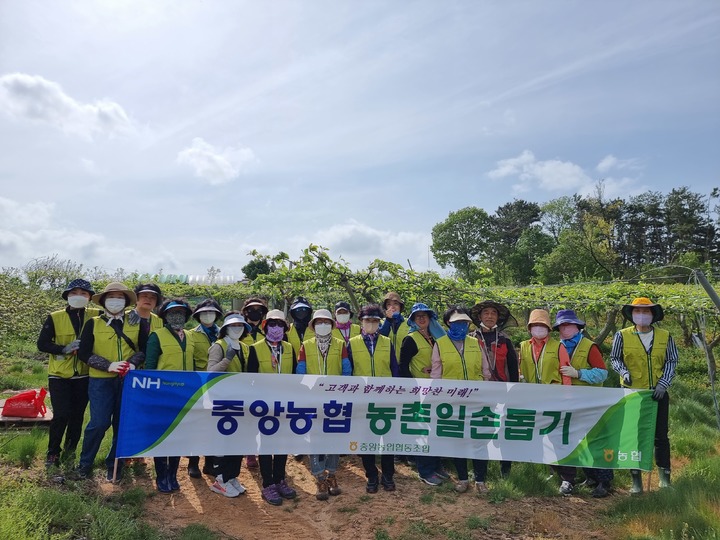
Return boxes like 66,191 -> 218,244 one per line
487,150 -> 593,194
596,154 -> 642,173
0,73 -> 134,139
177,137 -> 258,185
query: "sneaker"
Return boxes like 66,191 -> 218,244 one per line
246,455 -> 258,468
420,473 -> 443,486
559,480 -> 574,495
276,479 -> 297,499
227,477 -> 247,495
316,478 -> 330,500
106,469 -> 122,484
434,467 -> 451,480
45,454 -> 60,469
327,474 -> 342,496
475,481 -> 489,494
72,466 -> 91,480
187,464 -> 202,478
381,475 -> 396,492
581,477 -> 599,488
262,484 -> 283,506
210,475 -> 240,498
454,480 -> 469,493
591,483 -> 609,498
366,477 -> 379,494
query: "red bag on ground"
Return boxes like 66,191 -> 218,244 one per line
2,388 -> 47,418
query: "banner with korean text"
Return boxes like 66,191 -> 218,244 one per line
117,371 -> 657,470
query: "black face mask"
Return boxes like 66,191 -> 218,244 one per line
246,309 -> 264,322
292,308 -> 311,322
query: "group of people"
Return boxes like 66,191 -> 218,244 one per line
38,280 -> 678,503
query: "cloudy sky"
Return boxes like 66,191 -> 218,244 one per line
1,1 -> 718,279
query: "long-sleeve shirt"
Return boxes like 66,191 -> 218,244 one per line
609,329 -> 679,389
36,307 -> 87,355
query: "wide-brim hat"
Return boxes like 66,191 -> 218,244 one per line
408,302 -> 438,322
242,297 -> 268,312
159,300 -> 193,320
192,299 -> 223,321
471,300 -> 517,330
62,278 -> 95,300
552,309 -> 586,330
220,313 -> 252,333
448,312 -> 473,324
382,291 -> 405,311
93,282 -> 137,307
621,297 -> 664,324
527,309 -> 552,331
290,296 -> 312,311
262,309 -> 289,329
310,308 -> 335,329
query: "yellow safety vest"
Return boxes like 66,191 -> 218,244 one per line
48,308 -> 101,378
250,339 -> 294,374
519,338 -> 562,384
88,316 -> 140,379
215,340 -> 250,373
567,337 -> 596,387
189,325 -> 214,371
619,327 -> 670,389
332,324 -> 360,344
153,327 -> 195,371
303,336 -> 345,375
407,332 -> 433,379
437,335 -> 483,381
384,319 -> 409,353
288,324 -> 315,356
349,334 -> 392,377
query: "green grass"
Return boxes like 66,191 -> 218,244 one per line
0,427 -> 46,468
466,515 -> 490,530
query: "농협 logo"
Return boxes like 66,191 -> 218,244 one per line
131,376 -> 161,390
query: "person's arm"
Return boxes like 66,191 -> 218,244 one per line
504,338 -> 519,382
144,332 -> 161,370
577,344 -> 608,385
609,332 -> 630,378
78,319 -> 117,372
430,343 -> 442,379
341,344 -> 352,376
378,318 -> 392,337
398,336 -> 418,378
657,335 -> 679,389
37,314 -> 64,355
207,343 -> 230,372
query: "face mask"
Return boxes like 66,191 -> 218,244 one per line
246,309 -> 264,322
558,325 -> 579,340
104,297 -> 126,315
314,323 -> 332,336
632,313 -> 653,327
362,320 -> 379,334
530,326 -> 549,339
67,295 -> 89,309
292,308 -> 311,322
226,327 -> 244,340
166,312 -> 186,331
480,322 -> 497,331
336,313 -> 351,324
199,312 -> 216,326
265,325 -> 285,342
447,322 -> 469,341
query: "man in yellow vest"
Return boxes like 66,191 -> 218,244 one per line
610,297 -> 678,494
37,278 -> 100,469
126,283 -> 164,356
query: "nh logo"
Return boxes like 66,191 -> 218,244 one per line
132,377 -> 161,390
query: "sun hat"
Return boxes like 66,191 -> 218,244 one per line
448,312 -> 473,324
192,298 -> 223,321
92,282 -> 137,307
220,313 -> 252,333
471,300 -> 517,330
334,301 -> 353,316
309,309 -> 335,329
621,297 -> 664,324
290,296 -> 312,311
262,309 -> 289,329
552,309 -> 586,330
382,291 -> 405,311
134,283 -> 163,304
358,304 -> 384,320
526,309 -> 552,331
159,299 -> 192,320
408,302 -> 437,322
62,278 -> 95,300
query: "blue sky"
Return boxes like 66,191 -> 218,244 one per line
1,1 -> 718,279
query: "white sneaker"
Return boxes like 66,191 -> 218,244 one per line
559,480 -> 573,495
210,474 -> 240,498
227,477 -> 246,494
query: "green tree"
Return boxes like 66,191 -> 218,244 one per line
487,199 -> 542,284
241,258 -> 272,281
430,207 -> 492,282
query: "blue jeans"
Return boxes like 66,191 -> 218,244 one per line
78,377 -> 123,472
416,455 -> 441,479
309,454 -> 339,478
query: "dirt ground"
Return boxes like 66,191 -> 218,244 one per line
97,456 -> 623,540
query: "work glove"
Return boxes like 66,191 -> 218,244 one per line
127,309 -> 141,325
623,373 -> 632,387
108,361 -> 130,374
560,365 -> 579,379
652,385 -> 667,401
62,340 -> 81,354
225,347 -> 236,360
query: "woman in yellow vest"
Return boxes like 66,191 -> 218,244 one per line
518,309 -> 564,385
207,312 -> 252,498
145,299 -> 196,493
241,296 -> 269,345
37,278 -> 100,469
297,309 -> 352,500
126,283 -> 164,357
287,296 -> 315,356
76,282 -> 143,482
348,304 -> 399,493
332,301 -> 360,345
247,309 -> 298,506
610,297 -> 678,494
430,306 -> 485,494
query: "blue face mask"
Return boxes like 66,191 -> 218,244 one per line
447,321 -> 469,341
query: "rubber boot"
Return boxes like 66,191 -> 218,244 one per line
168,457 -> 181,491
154,457 -> 172,493
658,467 -> 671,488
187,456 -> 201,478
630,470 -> 643,495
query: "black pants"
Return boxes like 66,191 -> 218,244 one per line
361,454 -> 394,480
259,454 -> 288,487
211,455 -> 243,480
655,391 -> 670,469
47,377 -> 89,459
455,458 -> 485,482
474,460 -> 512,481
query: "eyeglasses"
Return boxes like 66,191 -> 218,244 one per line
266,320 -> 284,327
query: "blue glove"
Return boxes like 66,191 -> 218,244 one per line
652,385 -> 667,401
127,309 -> 141,325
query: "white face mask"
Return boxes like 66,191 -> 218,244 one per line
68,295 -> 89,309
104,297 -> 126,315
362,320 -> 380,334
336,313 -> 351,324
530,326 -> 549,339
314,323 -> 332,336
199,312 -> 216,326
226,327 -> 244,340
632,313 -> 653,327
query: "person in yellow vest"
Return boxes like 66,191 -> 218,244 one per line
37,278 -> 100,469
126,283 -> 164,358
610,297 -> 678,494
430,306 -> 486,494
186,298 -> 223,478
247,309 -> 298,506
379,291 -> 409,354
287,296 -> 315,356
206,312 -> 252,498
332,301 -> 360,345
297,309 -> 352,500
75,282 -> 143,481
145,299 -> 196,493
518,309 -> 564,385
552,309 -> 610,497
400,303 -> 449,486
241,296 -> 269,345
348,304 -> 399,493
